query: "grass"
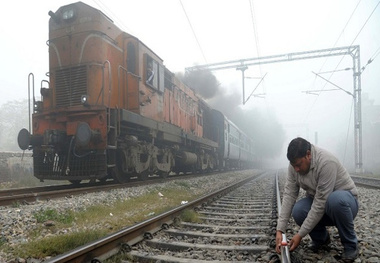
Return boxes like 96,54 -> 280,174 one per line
11,230 -> 108,258
4,185 -> 201,260
180,209 -> 202,223
33,208 -> 75,224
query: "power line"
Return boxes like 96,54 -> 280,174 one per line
361,45 -> 380,72
349,0 -> 380,46
343,99 -> 354,166
303,0 -> 379,124
248,0 -> 266,96
91,0 -> 134,34
248,0 -> 261,58
316,0 -> 362,74
304,0 -> 362,117
179,0 -> 207,63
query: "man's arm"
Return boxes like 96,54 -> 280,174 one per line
277,166 -> 300,232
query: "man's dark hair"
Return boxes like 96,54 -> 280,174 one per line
287,137 -> 311,163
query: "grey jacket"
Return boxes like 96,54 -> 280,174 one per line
277,145 -> 358,237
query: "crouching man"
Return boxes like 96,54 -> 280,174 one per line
276,137 -> 359,261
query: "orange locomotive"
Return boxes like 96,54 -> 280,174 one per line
17,2 -> 255,183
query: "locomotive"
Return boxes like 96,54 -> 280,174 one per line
17,2 -> 255,183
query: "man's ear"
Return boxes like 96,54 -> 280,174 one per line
306,150 -> 311,160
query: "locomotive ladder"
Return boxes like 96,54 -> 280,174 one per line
106,108 -> 119,168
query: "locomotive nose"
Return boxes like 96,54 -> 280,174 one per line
18,128 -> 31,150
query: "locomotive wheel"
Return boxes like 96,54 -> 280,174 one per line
158,171 -> 169,179
112,150 -> 132,183
112,167 -> 131,183
139,171 -> 149,181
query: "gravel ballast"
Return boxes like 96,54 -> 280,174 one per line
0,170 -> 379,262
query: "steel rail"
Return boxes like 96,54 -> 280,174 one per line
0,171 -> 228,206
46,173 -> 263,263
275,171 -> 291,263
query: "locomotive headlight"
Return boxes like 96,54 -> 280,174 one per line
62,8 -> 75,20
75,122 -> 101,147
76,122 -> 92,147
34,101 -> 43,112
81,95 -> 89,106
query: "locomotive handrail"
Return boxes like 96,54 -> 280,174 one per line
104,60 -> 112,107
95,61 -> 112,106
118,65 -> 127,109
118,65 -> 141,110
41,80 -> 49,91
27,73 -> 34,134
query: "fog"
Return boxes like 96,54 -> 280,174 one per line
0,0 -> 379,173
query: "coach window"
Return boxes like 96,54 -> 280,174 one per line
145,55 -> 158,90
164,68 -> 173,91
197,114 -> 202,126
126,42 -> 136,74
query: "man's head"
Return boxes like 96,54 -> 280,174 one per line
287,137 -> 312,175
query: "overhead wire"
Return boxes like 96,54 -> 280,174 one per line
302,0 -> 379,163
248,0 -> 261,59
247,0 -> 269,106
179,0 -> 207,63
304,0 -> 362,117
91,0 -> 134,34
318,0 -> 363,72
303,0 -> 379,128
362,45 -> 380,72
343,99 -> 354,166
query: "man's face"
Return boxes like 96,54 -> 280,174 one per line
291,150 -> 311,175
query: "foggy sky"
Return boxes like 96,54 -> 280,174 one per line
0,0 -> 379,170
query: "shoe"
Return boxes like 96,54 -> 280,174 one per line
341,247 -> 358,262
307,236 -> 331,252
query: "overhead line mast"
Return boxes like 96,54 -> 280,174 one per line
186,46 -> 363,173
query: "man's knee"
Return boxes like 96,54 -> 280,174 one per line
326,191 -> 349,210
326,190 -> 358,218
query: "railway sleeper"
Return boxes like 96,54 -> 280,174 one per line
198,211 -> 270,218
180,222 -> 269,232
198,216 -> 272,224
206,202 -> 272,208
200,206 -> 272,213
128,252 -> 247,263
164,228 -> 268,241
144,239 -> 268,252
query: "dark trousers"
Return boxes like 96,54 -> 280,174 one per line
292,190 -> 359,251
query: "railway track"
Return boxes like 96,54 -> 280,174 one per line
8,171 -> 374,262
351,174 -> 380,189
0,172 -> 221,206
45,171 -> 296,263
0,181 -> 119,206
129,173 -> 274,262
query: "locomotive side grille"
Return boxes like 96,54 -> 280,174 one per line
55,66 -> 87,107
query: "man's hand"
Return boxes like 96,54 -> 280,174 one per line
275,231 -> 284,253
276,231 -> 302,253
288,233 -> 302,251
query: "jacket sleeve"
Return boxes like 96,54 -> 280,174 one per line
298,161 -> 337,237
277,165 -> 300,233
